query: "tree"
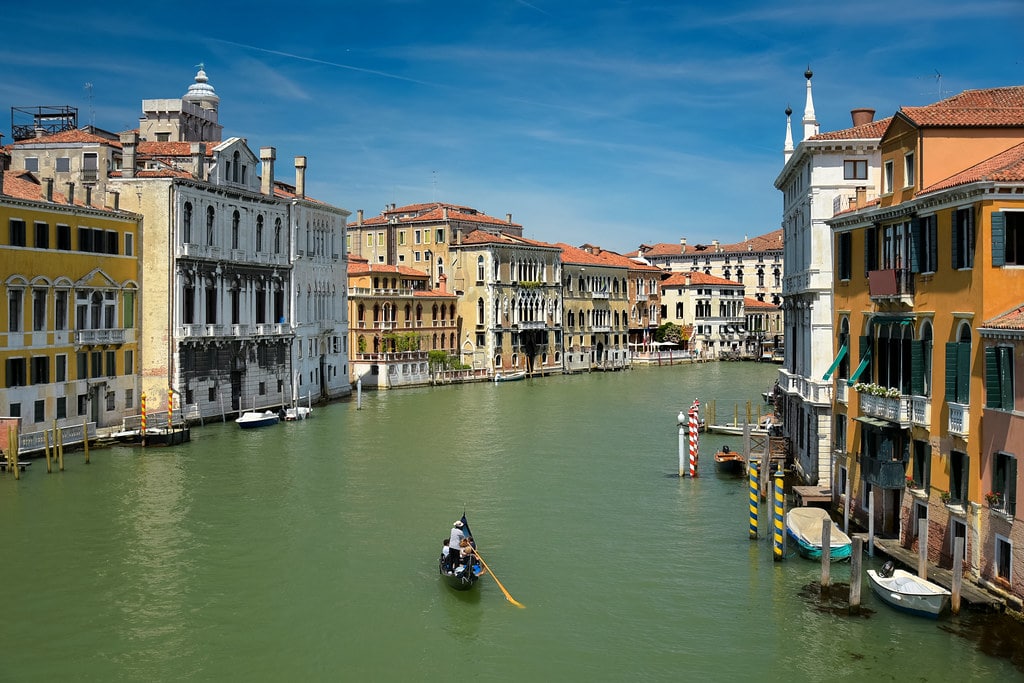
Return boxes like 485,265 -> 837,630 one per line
655,322 -> 683,344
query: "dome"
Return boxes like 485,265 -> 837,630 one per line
183,65 -> 220,110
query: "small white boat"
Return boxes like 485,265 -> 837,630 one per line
494,370 -> 526,382
867,563 -> 951,618
785,507 -> 852,561
235,410 -> 280,429
283,406 -> 312,421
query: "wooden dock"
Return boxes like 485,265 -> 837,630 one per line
853,534 -> 1003,611
792,485 -> 832,507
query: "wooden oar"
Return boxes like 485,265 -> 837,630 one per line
472,548 -> 524,608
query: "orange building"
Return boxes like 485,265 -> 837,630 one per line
828,87 -> 1024,592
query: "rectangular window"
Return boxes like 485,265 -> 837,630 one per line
77,351 -> 88,380
78,394 -> 88,416
54,290 -> 67,331
33,289 -> 47,331
31,356 -> 49,384
56,354 -> 67,382
996,535 -> 1013,583
993,452 -> 1017,516
985,346 -> 1015,410
436,229 -> 445,244
414,230 -> 421,244
57,224 -> 71,250
952,207 -> 975,270
106,391 -> 115,411
423,229 -> 430,245
904,152 -> 915,187
376,232 -> 384,247
910,215 -> 938,274
82,152 -> 98,181
91,351 -> 103,379
992,211 -> 1024,267
945,341 -> 971,404
124,350 -> 134,375
365,233 -> 373,247
56,157 -> 71,172
414,251 -> 421,262
34,399 -> 45,423
125,389 -> 134,409
9,403 -> 20,418
105,350 -> 116,377
9,218 -> 27,246
78,227 -> 93,252
883,160 -> 894,194
843,160 -> 867,180
34,221 -> 49,248
8,290 -> 23,332
911,439 -> 930,491
57,396 -> 67,419
398,231 -> 406,245
837,232 -> 852,280
24,157 -> 38,172
5,358 -> 27,387
864,225 -> 878,275
123,291 -> 134,328
106,231 -> 118,255
950,450 -> 969,503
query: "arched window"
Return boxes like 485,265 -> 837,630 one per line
477,255 -> 485,282
206,206 -> 216,246
256,215 -> 264,252
183,202 -> 193,242
232,210 -> 240,249
477,298 -> 485,325
274,217 -> 282,253
947,322 -> 972,404
918,319 -> 933,397
232,151 -> 240,183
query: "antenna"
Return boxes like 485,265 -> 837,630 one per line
84,82 -> 95,129
432,170 -> 437,202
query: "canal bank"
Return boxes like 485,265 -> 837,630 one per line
0,362 -> 1020,680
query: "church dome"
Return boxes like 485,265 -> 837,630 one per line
183,66 -> 219,110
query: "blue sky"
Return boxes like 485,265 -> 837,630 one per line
2,1 -> 1023,253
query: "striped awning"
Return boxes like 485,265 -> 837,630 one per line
822,344 -> 848,381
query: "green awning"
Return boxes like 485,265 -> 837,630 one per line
855,415 -> 896,430
872,314 -> 914,325
822,344 -> 848,381
846,348 -> 872,386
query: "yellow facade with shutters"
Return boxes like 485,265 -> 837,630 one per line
1,194 -> 142,430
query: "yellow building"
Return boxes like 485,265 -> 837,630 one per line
2,167 -> 142,430
556,243 -> 630,371
828,87 -> 1024,579
347,257 -> 458,388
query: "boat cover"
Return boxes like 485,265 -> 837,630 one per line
786,507 -> 852,548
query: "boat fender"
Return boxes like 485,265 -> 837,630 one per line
879,560 -> 895,578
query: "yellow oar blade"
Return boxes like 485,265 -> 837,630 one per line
473,549 -> 525,609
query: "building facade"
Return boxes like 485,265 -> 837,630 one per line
556,243 -> 630,372
775,70 -> 889,486
2,165 -> 142,430
660,271 -> 745,359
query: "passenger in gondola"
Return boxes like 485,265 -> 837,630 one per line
447,520 -> 465,569
441,538 -> 451,571
456,537 -> 475,573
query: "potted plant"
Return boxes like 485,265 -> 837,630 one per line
985,491 -> 1003,507
940,490 -> 952,504
905,475 -> 919,490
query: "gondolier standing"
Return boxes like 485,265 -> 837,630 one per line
447,520 -> 466,569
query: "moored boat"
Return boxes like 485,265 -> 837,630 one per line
494,370 -> 526,382
439,514 -> 484,590
283,406 -> 312,421
713,446 -> 745,475
235,410 -> 280,429
785,507 -> 852,561
867,563 -> 951,618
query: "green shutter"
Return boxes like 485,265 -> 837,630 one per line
1009,457 -> 1018,515
823,344 -> 848,380
927,216 -> 938,272
1000,347 -> 1014,410
911,340 -> 925,396
910,216 -> 922,273
968,207 -> 976,268
848,336 -> 873,385
957,341 -> 972,403
985,347 -> 1001,408
951,210 -> 960,269
945,342 -> 959,402
992,211 -> 1006,267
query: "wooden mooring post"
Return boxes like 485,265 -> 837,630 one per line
952,536 -> 964,615
748,459 -> 759,539
44,429 -> 53,474
918,519 -> 928,580
772,472 -> 785,561
820,519 -> 832,591
849,538 -> 863,614
83,419 -> 90,464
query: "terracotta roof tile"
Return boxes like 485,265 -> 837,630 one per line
555,243 -> 627,267
982,303 -> 1024,330
137,141 -> 214,157
899,86 -> 1024,127
639,229 -> 783,257
920,141 -> 1024,194
10,128 -> 122,147
2,170 -> 111,210
358,202 -> 520,229
744,297 -> 778,310
809,117 -> 892,141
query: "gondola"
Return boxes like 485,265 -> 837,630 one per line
439,514 -> 485,590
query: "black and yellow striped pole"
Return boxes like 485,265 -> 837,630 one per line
773,471 -> 785,561
748,459 -> 759,539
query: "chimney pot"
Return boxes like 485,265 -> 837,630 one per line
85,186 -> 92,206
294,155 -> 307,199
357,209 -> 363,225
119,131 -> 138,179
850,108 -> 875,127
44,177 -> 54,202
506,213 -> 512,223
66,182 -> 75,204
111,191 -> 120,211
260,146 -> 276,196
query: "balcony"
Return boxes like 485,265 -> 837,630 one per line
836,382 -> 847,404
910,396 -> 931,428
255,323 -> 287,336
948,402 -> 970,437
858,392 -> 911,427
591,291 -> 609,300
778,369 -> 832,406
862,454 -> 909,489
75,328 -> 126,345
868,268 -> 914,305
518,320 -> 546,330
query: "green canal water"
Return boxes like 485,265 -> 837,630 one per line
1,362 -> 1021,681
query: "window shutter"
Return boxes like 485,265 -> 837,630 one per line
968,207 -> 976,268
911,340 -> 925,396
985,346 -> 1001,408
1000,347 -> 1014,410
928,217 -> 938,272
864,225 -> 878,275
945,342 -> 959,402
909,216 -> 922,273
1010,457 -> 1018,515
951,211 -> 960,269
956,341 -> 972,403
992,211 -> 1006,267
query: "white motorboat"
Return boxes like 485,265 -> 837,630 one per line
283,406 -> 312,421
235,410 -> 280,429
866,563 -> 951,618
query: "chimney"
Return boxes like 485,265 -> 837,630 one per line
111,191 -> 120,211
44,177 -> 54,202
851,108 -> 875,127
192,143 -> 206,181
260,146 -> 276,195
506,213 -> 512,224
66,182 -> 75,204
85,186 -> 93,207
680,237 -> 687,254
439,273 -> 448,294
855,186 -> 867,208
294,155 -> 306,199
119,131 -> 138,179
357,209 -> 363,226
456,229 -> 463,245
685,272 -> 692,286
712,239 -> 720,252
443,206 -> 448,220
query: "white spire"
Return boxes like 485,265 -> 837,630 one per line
802,68 -> 818,140
783,105 -> 794,163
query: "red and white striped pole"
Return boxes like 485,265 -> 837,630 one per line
688,399 -> 700,478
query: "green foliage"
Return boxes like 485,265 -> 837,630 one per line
655,322 -> 683,344
382,332 -> 421,352
428,350 -> 469,371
